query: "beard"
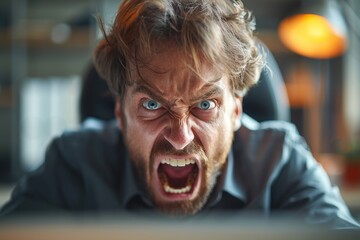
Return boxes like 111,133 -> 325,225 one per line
126,136 -> 231,216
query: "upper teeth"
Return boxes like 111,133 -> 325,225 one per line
161,159 -> 195,167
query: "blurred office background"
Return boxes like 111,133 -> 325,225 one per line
0,0 -> 359,219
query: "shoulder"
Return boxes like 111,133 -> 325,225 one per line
232,115 -> 318,195
239,114 -> 303,143
58,118 -> 120,148
0,119 -> 125,213
46,118 -> 124,171
240,115 -> 319,174
235,114 -> 309,162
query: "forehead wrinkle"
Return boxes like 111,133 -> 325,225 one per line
132,83 -> 173,106
189,81 -> 225,102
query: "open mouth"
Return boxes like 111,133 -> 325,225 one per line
157,159 -> 199,196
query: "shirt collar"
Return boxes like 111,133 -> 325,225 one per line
222,148 -> 247,203
121,152 -> 149,208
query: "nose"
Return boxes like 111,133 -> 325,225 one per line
163,117 -> 195,150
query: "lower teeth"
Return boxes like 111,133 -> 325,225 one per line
164,184 -> 191,194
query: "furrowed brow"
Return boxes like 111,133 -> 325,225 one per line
191,85 -> 224,102
132,84 -> 168,103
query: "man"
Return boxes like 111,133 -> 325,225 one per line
1,0 -> 359,229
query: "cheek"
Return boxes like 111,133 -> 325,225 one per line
124,113 -> 169,156
192,115 -> 233,155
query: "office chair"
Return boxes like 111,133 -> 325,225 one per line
242,45 -> 290,122
79,45 -> 290,123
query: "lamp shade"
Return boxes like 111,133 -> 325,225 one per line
278,0 -> 347,59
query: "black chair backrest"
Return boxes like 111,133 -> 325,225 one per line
242,45 -> 290,122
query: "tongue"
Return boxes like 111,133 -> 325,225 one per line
161,164 -> 194,179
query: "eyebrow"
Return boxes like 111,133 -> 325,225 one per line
192,84 -> 224,101
132,84 -> 169,104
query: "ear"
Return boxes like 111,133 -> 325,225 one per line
115,97 -> 123,130
233,95 -> 242,131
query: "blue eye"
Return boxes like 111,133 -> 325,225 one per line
197,100 -> 215,110
142,99 -> 162,110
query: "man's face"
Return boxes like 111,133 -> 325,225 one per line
116,43 -> 242,215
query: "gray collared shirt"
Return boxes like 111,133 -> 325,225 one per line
1,115 -> 359,229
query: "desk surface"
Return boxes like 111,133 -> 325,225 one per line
0,216 -> 359,240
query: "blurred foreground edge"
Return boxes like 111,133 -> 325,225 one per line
0,213 -> 359,240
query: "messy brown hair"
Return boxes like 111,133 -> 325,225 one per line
94,0 -> 264,99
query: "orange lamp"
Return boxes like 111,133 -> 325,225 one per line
278,0 -> 347,59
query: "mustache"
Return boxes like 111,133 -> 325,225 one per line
151,138 -> 206,158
